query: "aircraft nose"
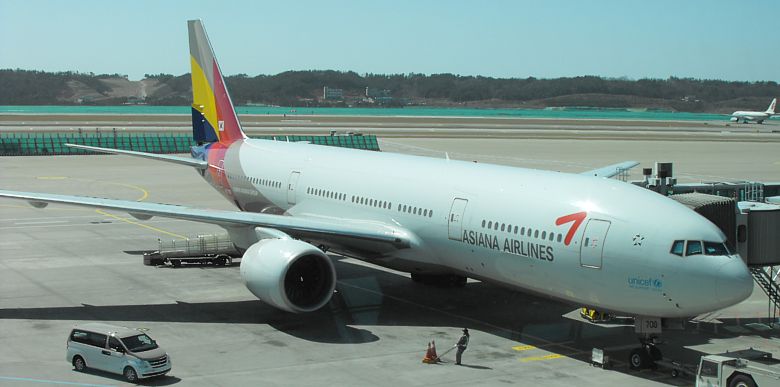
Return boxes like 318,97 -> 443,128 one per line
715,258 -> 754,306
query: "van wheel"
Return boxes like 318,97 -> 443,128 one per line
123,366 -> 138,383
72,356 -> 86,372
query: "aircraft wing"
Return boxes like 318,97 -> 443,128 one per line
580,161 -> 639,178
0,190 -> 412,249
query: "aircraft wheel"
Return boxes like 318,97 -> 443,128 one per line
629,348 -> 649,370
649,345 -> 662,361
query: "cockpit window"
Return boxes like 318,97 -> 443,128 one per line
686,241 -> 703,256
670,240 -> 684,256
703,241 -> 730,256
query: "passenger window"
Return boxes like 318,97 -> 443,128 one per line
89,333 -> 107,348
424,209 -> 428,216
549,233 -> 554,241
520,227 -> 525,235
429,211 -> 433,218
514,226 -> 518,234
670,240 -> 684,256
534,230 -> 539,238
541,231 -> 547,239
557,234 -> 562,243
481,220 -> 486,228
494,222 -> 499,230
584,237 -> 590,247
71,330 -> 90,345
501,224 -> 505,232
109,337 -> 124,352
686,241 -> 703,256
488,221 -> 492,228
527,228 -> 532,237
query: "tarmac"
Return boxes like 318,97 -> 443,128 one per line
1,122 -> 779,386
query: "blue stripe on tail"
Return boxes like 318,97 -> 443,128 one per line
192,107 -> 219,143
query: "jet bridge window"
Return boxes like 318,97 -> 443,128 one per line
670,240 -> 684,256
686,241 -> 703,256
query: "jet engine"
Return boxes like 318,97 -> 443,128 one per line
239,239 -> 336,313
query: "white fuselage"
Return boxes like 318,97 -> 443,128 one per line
201,138 -> 753,318
731,111 -> 771,122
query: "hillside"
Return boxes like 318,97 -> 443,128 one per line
0,69 -> 777,113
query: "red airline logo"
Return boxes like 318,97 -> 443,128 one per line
555,211 -> 587,246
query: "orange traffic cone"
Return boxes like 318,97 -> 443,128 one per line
431,340 -> 440,362
422,341 -> 434,363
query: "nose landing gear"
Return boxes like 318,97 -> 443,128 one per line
629,316 -> 664,370
629,336 -> 663,370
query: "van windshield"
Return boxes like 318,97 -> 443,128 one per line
121,334 -> 158,352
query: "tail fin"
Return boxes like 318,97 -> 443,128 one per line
188,20 -> 247,144
766,98 -> 777,115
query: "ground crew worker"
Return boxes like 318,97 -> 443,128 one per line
455,328 -> 469,365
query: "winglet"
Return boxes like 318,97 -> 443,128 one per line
188,19 -> 247,144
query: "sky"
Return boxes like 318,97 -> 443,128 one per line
0,0 -> 777,82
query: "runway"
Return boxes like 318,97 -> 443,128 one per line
2,114 -> 780,142
1,131 -> 779,386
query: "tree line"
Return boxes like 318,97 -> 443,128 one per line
1,69 -> 778,112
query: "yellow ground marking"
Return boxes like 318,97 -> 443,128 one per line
95,209 -> 186,239
21,175 -> 185,239
512,344 -> 537,352
519,353 -> 565,362
90,180 -> 185,239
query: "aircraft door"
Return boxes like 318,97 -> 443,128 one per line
287,171 -> 301,205
448,198 -> 468,241
579,219 -> 610,269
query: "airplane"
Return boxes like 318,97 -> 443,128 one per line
731,98 -> 776,123
0,20 -> 754,369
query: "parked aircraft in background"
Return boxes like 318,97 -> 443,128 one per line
0,20 -> 754,370
731,98 -> 776,123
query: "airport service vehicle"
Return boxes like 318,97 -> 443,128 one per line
143,233 -> 239,267
696,349 -> 780,387
0,20 -> 754,366
731,98 -> 776,123
67,323 -> 171,382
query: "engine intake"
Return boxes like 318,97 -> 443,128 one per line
240,239 -> 336,313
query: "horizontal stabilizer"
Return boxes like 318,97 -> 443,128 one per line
65,144 -> 208,169
581,161 -> 639,178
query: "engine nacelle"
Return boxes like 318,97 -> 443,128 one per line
240,239 -> 336,313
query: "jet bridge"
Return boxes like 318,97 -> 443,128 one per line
632,162 -> 780,316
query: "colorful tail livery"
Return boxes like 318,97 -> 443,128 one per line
189,19 -> 247,144
766,98 -> 777,115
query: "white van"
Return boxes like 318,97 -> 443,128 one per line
66,323 -> 172,382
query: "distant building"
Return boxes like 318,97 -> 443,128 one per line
323,87 -> 343,100
365,87 -> 391,98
